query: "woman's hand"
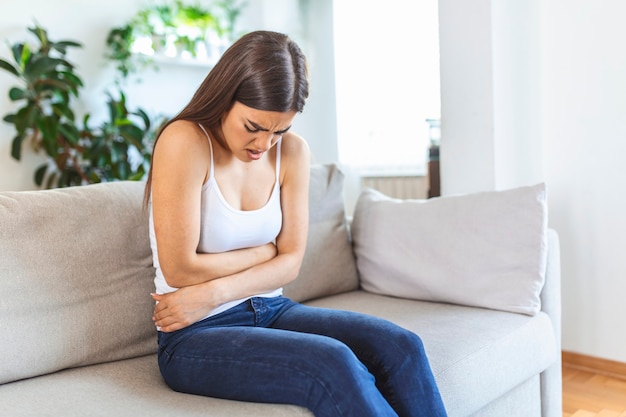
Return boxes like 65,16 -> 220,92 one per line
152,283 -> 218,332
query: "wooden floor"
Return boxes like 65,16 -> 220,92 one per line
563,351 -> 626,417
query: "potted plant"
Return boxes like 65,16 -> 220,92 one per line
0,23 -> 159,188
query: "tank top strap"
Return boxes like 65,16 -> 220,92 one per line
197,123 -> 214,178
275,139 -> 282,182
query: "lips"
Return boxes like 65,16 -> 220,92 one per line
247,149 -> 264,160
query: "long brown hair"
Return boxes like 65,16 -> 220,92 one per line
143,30 -> 309,206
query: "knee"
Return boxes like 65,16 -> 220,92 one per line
369,326 -> 430,371
396,328 -> 426,355
310,338 -> 371,378
370,323 -> 425,354
294,340 -> 379,412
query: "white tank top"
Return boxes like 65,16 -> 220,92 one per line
149,124 -> 283,320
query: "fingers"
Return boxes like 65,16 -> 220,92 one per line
150,292 -> 188,332
151,292 -> 168,325
158,321 -> 186,333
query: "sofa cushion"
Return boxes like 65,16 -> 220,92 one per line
0,355 -> 313,417
283,164 -> 359,302
306,291 -> 556,417
351,184 -> 548,315
0,182 -> 157,384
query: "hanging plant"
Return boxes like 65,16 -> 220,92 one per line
104,0 -> 247,74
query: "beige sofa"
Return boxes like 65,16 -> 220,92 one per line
0,164 -> 561,417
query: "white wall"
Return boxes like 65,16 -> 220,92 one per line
440,0 -> 626,363
0,0 -> 337,191
438,0 -> 543,195
542,0 -> 626,363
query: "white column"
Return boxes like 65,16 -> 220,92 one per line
438,0 -> 543,195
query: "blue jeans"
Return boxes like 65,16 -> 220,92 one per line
157,296 -> 447,417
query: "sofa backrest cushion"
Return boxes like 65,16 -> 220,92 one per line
351,184 -> 548,316
0,182 -> 157,384
284,164 -> 359,301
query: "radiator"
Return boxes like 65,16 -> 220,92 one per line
360,176 -> 428,200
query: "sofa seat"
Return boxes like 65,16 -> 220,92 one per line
307,291 -> 557,417
0,291 -> 555,417
0,355 -> 311,417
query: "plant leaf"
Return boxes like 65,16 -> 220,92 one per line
28,25 -> 49,46
133,107 -> 151,128
11,134 -> 24,160
58,122 -> 80,144
10,43 -> 29,70
0,58 -> 20,76
8,87 -> 29,101
13,106 -> 39,134
52,102 -> 75,121
25,56 -> 65,80
50,40 -> 82,54
3,113 -> 16,123
59,71 -> 84,94
38,117 -> 59,156
34,163 -> 48,186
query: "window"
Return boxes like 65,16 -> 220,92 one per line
333,0 -> 440,176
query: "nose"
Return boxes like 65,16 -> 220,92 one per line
254,132 -> 279,151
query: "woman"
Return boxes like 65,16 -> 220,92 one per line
146,30 -> 447,417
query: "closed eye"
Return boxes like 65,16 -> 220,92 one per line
274,126 -> 291,135
245,120 -> 291,135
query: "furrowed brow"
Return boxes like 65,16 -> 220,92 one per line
275,125 -> 292,135
247,120 -> 269,132
247,119 -> 291,135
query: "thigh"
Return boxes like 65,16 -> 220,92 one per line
157,325 -> 366,406
271,303 -> 422,360
272,303 -> 447,417
272,304 -> 427,378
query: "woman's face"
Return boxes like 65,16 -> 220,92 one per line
220,101 -> 297,162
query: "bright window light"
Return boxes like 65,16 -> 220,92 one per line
333,0 -> 441,176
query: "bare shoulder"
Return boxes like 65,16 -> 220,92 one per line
280,132 -> 310,163
152,120 -> 211,183
156,120 -> 210,152
154,121 -> 210,164
279,132 -> 310,184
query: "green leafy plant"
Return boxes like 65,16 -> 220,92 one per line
105,24 -> 137,79
0,24 -> 160,188
104,0 -> 247,77
214,0 -> 247,41
80,92 -> 158,183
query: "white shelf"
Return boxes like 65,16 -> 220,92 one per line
139,53 -> 216,69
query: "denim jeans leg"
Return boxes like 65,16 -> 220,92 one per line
270,302 -> 448,417
156,298 -> 398,417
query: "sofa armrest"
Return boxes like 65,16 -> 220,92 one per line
540,228 -> 562,417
